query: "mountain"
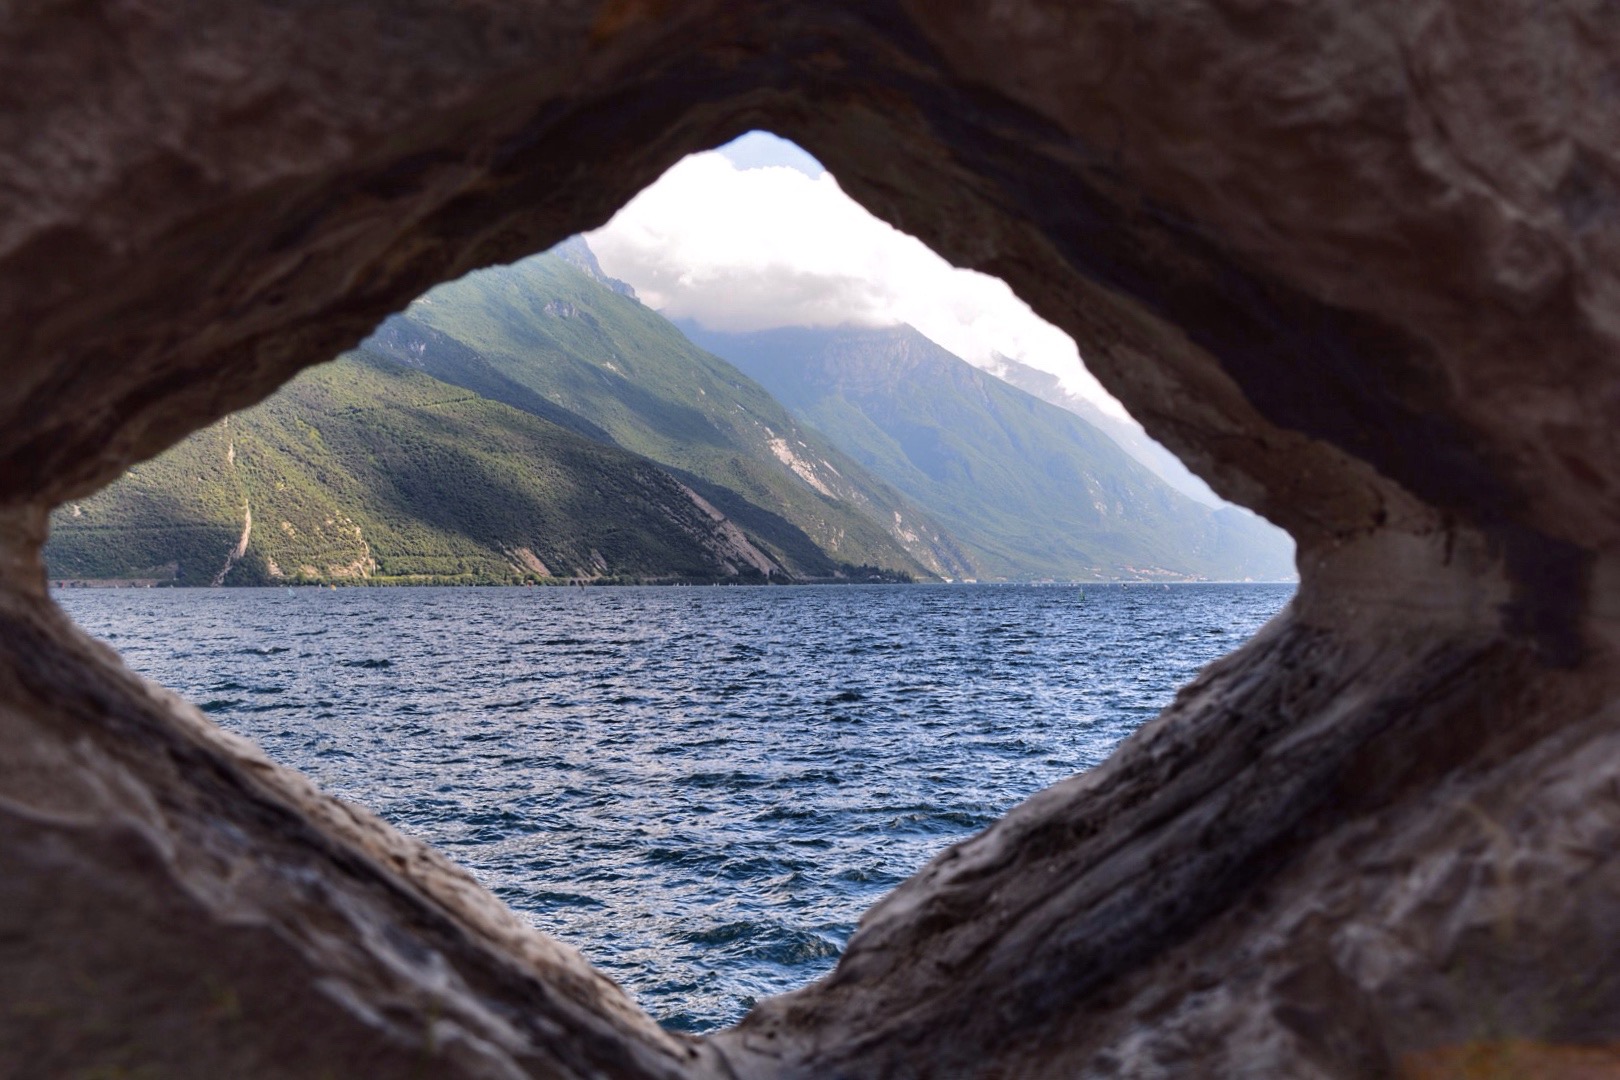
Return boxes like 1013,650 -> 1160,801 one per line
984,352 -> 1221,507
368,242 -> 973,580
46,352 -> 843,586
679,322 -> 1296,582
49,237 -> 1290,586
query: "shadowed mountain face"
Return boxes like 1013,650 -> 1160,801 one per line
682,323 -> 1296,581
367,248 -> 975,581
45,352 -> 804,585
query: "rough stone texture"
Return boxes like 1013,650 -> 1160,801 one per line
2,1 -> 1618,1076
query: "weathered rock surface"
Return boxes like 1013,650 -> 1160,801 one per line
2,1 -> 1618,1076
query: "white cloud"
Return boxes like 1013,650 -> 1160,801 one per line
586,140 -> 1128,418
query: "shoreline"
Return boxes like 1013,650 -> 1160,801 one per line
50,577 -> 1299,590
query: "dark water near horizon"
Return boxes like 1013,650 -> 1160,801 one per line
57,582 -> 1292,1032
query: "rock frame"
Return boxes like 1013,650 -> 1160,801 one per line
2,1 -> 1618,1076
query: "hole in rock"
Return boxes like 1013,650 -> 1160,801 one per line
49,131 -> 1296,1033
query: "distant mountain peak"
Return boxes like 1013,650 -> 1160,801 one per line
987,350 -> 1057,392
985,352 -> 1225,508
547,236 -> 638,300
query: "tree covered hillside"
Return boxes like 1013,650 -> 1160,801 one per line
370,239 -> 974,581
46,352 -> 852,586
49,237 -> 1293,587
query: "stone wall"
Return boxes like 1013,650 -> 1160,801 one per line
2,2 -> 1617,1075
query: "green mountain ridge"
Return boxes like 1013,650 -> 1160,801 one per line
679,321 -> 1297,582
374,243 -> 974,580
45,351 -> 878,586
47,236 -> 1292,587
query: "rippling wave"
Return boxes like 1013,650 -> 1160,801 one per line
59,582 -> 1292,1032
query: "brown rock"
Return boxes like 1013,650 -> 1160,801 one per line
1,1 -> 1617,1076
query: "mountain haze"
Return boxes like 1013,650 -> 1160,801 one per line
682,322 -> 1296,581
986,353 -> 1222,507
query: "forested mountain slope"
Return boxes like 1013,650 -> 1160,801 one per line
370,240 -> 973,581
46,352 -> 841,585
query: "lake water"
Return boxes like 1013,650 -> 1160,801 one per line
56,582 -> 1292,1032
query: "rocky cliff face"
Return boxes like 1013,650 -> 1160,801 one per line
2,2 -> 1618,1077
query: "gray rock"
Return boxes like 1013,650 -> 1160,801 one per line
2,1 -> 1618,1075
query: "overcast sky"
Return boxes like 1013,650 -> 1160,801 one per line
586,131 -> 1128,418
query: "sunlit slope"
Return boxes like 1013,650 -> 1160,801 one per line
683,323 -> 1296,581
47,353 -> 810,585
375,240 -> 974,580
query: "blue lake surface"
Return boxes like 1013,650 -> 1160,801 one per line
57,582 -> 1293,1032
